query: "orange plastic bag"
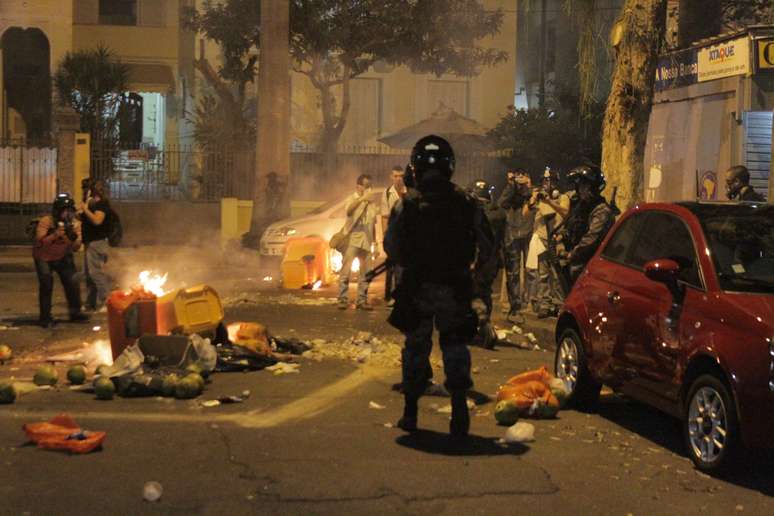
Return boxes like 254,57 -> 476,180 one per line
504,365 -> 553,387
229,323 -> 273,356
496,366 -> 560,418
23,414 -> 106,454
496,380 -> 559,409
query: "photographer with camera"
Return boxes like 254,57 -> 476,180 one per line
79,179 -> 113,312
33,193 -> 88,327
497,168 -> 535,324
526,168 -> 570,318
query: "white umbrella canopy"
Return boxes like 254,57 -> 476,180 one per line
378,103 -> 494,153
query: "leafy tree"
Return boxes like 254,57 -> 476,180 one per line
488,89 -> 603,178
184,0 -> 507,175
53,46 -> 129,144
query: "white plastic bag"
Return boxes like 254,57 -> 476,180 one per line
504,422 -> 535,443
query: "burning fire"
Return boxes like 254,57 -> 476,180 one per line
312,280 -> 323,290
138,270 -> 168,297
328,251 -> 359,274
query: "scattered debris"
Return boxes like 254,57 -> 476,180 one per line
0,344 -> 12,363
201,400 -> 221,408
369,401 -> 386,410
143,481 -> 163,502
502,422 -> 535,443
436,399 -> 475,414
265,362 -> 300,375
0,325 -> 19,331
23,414 -> 106,454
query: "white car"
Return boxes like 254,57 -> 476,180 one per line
259,188 -> 386,259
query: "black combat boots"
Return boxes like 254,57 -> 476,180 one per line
397,395 -> 418,432
449,392 -> 470,437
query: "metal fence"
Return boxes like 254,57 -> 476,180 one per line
89,142 -> 509,202
0,142 -> 58,203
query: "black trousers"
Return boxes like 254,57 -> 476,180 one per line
34,254 -> 82,322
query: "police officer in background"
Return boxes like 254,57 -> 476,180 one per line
560,165 -> 615,284
467,179 -> 505,349
385,135 -> 494,437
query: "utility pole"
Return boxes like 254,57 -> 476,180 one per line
250,0 -> 291,236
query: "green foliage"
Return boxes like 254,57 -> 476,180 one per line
53,45 -> 129,142
188,92 -> 256,150
184,0 -> 507,148
488,90 -> 603,177
722,0 -> 774,28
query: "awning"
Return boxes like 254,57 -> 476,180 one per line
125,63 -> 175,94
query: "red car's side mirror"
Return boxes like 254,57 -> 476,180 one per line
644,258 -> 681,285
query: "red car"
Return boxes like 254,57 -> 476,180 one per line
554,201 -> 774,472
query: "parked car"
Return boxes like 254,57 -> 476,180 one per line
259,188 -> 386,260
554,201 -> 773,471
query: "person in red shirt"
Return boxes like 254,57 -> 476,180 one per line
33,194 -> 88,327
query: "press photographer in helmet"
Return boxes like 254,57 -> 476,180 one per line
32,193 -> 88,327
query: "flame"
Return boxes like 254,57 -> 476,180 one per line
88,339 -> 113,367
138,270 -> 168,296
330,251 -> 343,273
263,276 -> 273,282
312,280 -> 323,290
226,323 -> 241,343
329,251 -> 359,274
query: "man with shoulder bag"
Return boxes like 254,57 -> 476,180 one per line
335,174 -> 379,310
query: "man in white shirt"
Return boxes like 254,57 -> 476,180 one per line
338,174 -> 379,310
526,168 -> 570,318
381,165 -> 406,305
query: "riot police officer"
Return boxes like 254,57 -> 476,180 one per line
467,179 -> 505,349
560,165 -> 615,283
385,136 -> 494,437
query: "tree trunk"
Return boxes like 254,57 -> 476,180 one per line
601,0 -> 667,210
318,73 -> 352,186
250,0 -> 290,236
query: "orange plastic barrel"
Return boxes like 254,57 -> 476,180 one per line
106,289 -> 158,360
281,236 -> 329,289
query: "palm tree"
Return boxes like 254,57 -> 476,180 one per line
54,45 -> 129,145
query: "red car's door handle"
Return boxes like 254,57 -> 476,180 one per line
607,291 -> 621,304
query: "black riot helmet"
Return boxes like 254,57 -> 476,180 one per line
468,179 -> 494,202
409,135 -> 455,185
52,193 -> 75,218
567,165 -> 606,193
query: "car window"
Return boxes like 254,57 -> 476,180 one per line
601,212 -> 646,264
628,212 -> 702,288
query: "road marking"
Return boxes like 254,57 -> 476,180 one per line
0,367 -> 387,428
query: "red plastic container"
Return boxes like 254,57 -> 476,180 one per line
106,289 -> 158,360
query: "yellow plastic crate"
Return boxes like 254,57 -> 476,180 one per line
156,284 -> 224,335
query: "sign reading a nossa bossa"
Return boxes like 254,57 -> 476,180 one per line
698,37 -> 750,81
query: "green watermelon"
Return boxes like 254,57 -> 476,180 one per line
162,374 -> 180,397
94,377 -> 115,400
494,400 -> 520,426
534,402 -> 559,419
175,376 -> 202,399
549,378 -> 570,408
0,382 -> 16,404
33,365 -> 58,386
185,372 -> 205,392
67,365 -> 87,385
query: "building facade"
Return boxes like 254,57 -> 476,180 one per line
0,0 -> 195,147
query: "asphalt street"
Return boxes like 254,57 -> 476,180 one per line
0,265 -> 773,515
